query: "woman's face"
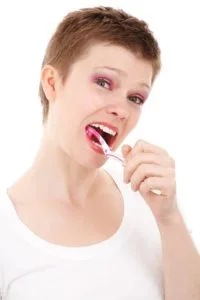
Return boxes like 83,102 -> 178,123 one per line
47,43 -> 153,167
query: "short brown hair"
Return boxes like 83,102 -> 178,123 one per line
39,6 -> 161,123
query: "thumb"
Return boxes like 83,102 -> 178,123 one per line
121,144 -> 132,158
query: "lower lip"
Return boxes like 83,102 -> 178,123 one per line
85,131 -> 105,155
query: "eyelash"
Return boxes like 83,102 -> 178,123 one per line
95,77 -> 145,105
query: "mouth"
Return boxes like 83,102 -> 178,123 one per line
85,123 -> 118,148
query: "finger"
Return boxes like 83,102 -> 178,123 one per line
121,144 -> 132,159
126,139 -> 168,161
139,176 -> 176,197
130,165 -> 174,191
124,152 -> 174,183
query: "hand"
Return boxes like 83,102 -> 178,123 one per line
121,139 -> 178,223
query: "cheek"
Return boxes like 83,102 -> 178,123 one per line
127,110 -> 142,131
132,110 -> 141,124
68,82 -> 103,111
58,81 -> 108,125
117,111 -> 141,144
86,87 -> 107,109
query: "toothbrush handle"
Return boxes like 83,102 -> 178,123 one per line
106,153 -> 125,166
106,153 -> 161,195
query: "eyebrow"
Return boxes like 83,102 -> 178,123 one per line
94,66 -> 151,90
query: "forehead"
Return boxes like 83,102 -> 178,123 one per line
78,43 -> 153,84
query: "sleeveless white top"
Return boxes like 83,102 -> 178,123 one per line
0,162 -> 164,299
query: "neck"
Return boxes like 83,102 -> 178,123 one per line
10,133 -> 102,207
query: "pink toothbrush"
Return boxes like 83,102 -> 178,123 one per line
87,126 -> 161,195
87,126 -> 124,165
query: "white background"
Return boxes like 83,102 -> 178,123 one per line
0,1 -> 199,249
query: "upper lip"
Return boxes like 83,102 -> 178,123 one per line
86,121 -> 119,135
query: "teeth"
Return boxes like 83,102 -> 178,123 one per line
90,123 -> 117,136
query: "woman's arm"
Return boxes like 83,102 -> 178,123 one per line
157,209 -> 200,300
122,140 -> 200,299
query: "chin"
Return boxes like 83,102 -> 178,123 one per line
79,156 -> 107,170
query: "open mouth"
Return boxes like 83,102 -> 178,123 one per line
85,124 -> 118,147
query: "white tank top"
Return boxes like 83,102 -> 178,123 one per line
0,163 -> 164,299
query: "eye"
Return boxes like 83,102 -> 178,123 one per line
95,77 -> 111,89
128,95 -> 145,105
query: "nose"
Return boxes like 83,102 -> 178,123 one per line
106,104 -> 129,121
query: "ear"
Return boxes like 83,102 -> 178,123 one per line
40,65 -> 58,102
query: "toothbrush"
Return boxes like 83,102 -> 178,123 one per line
87,126 -> 124,165
87,126 -> 162,196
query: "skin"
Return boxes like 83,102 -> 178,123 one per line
40,42 -> 177,223
7,42 -> 200,298
9,42 -> 152,207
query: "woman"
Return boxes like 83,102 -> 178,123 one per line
0,6 -> 199,300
